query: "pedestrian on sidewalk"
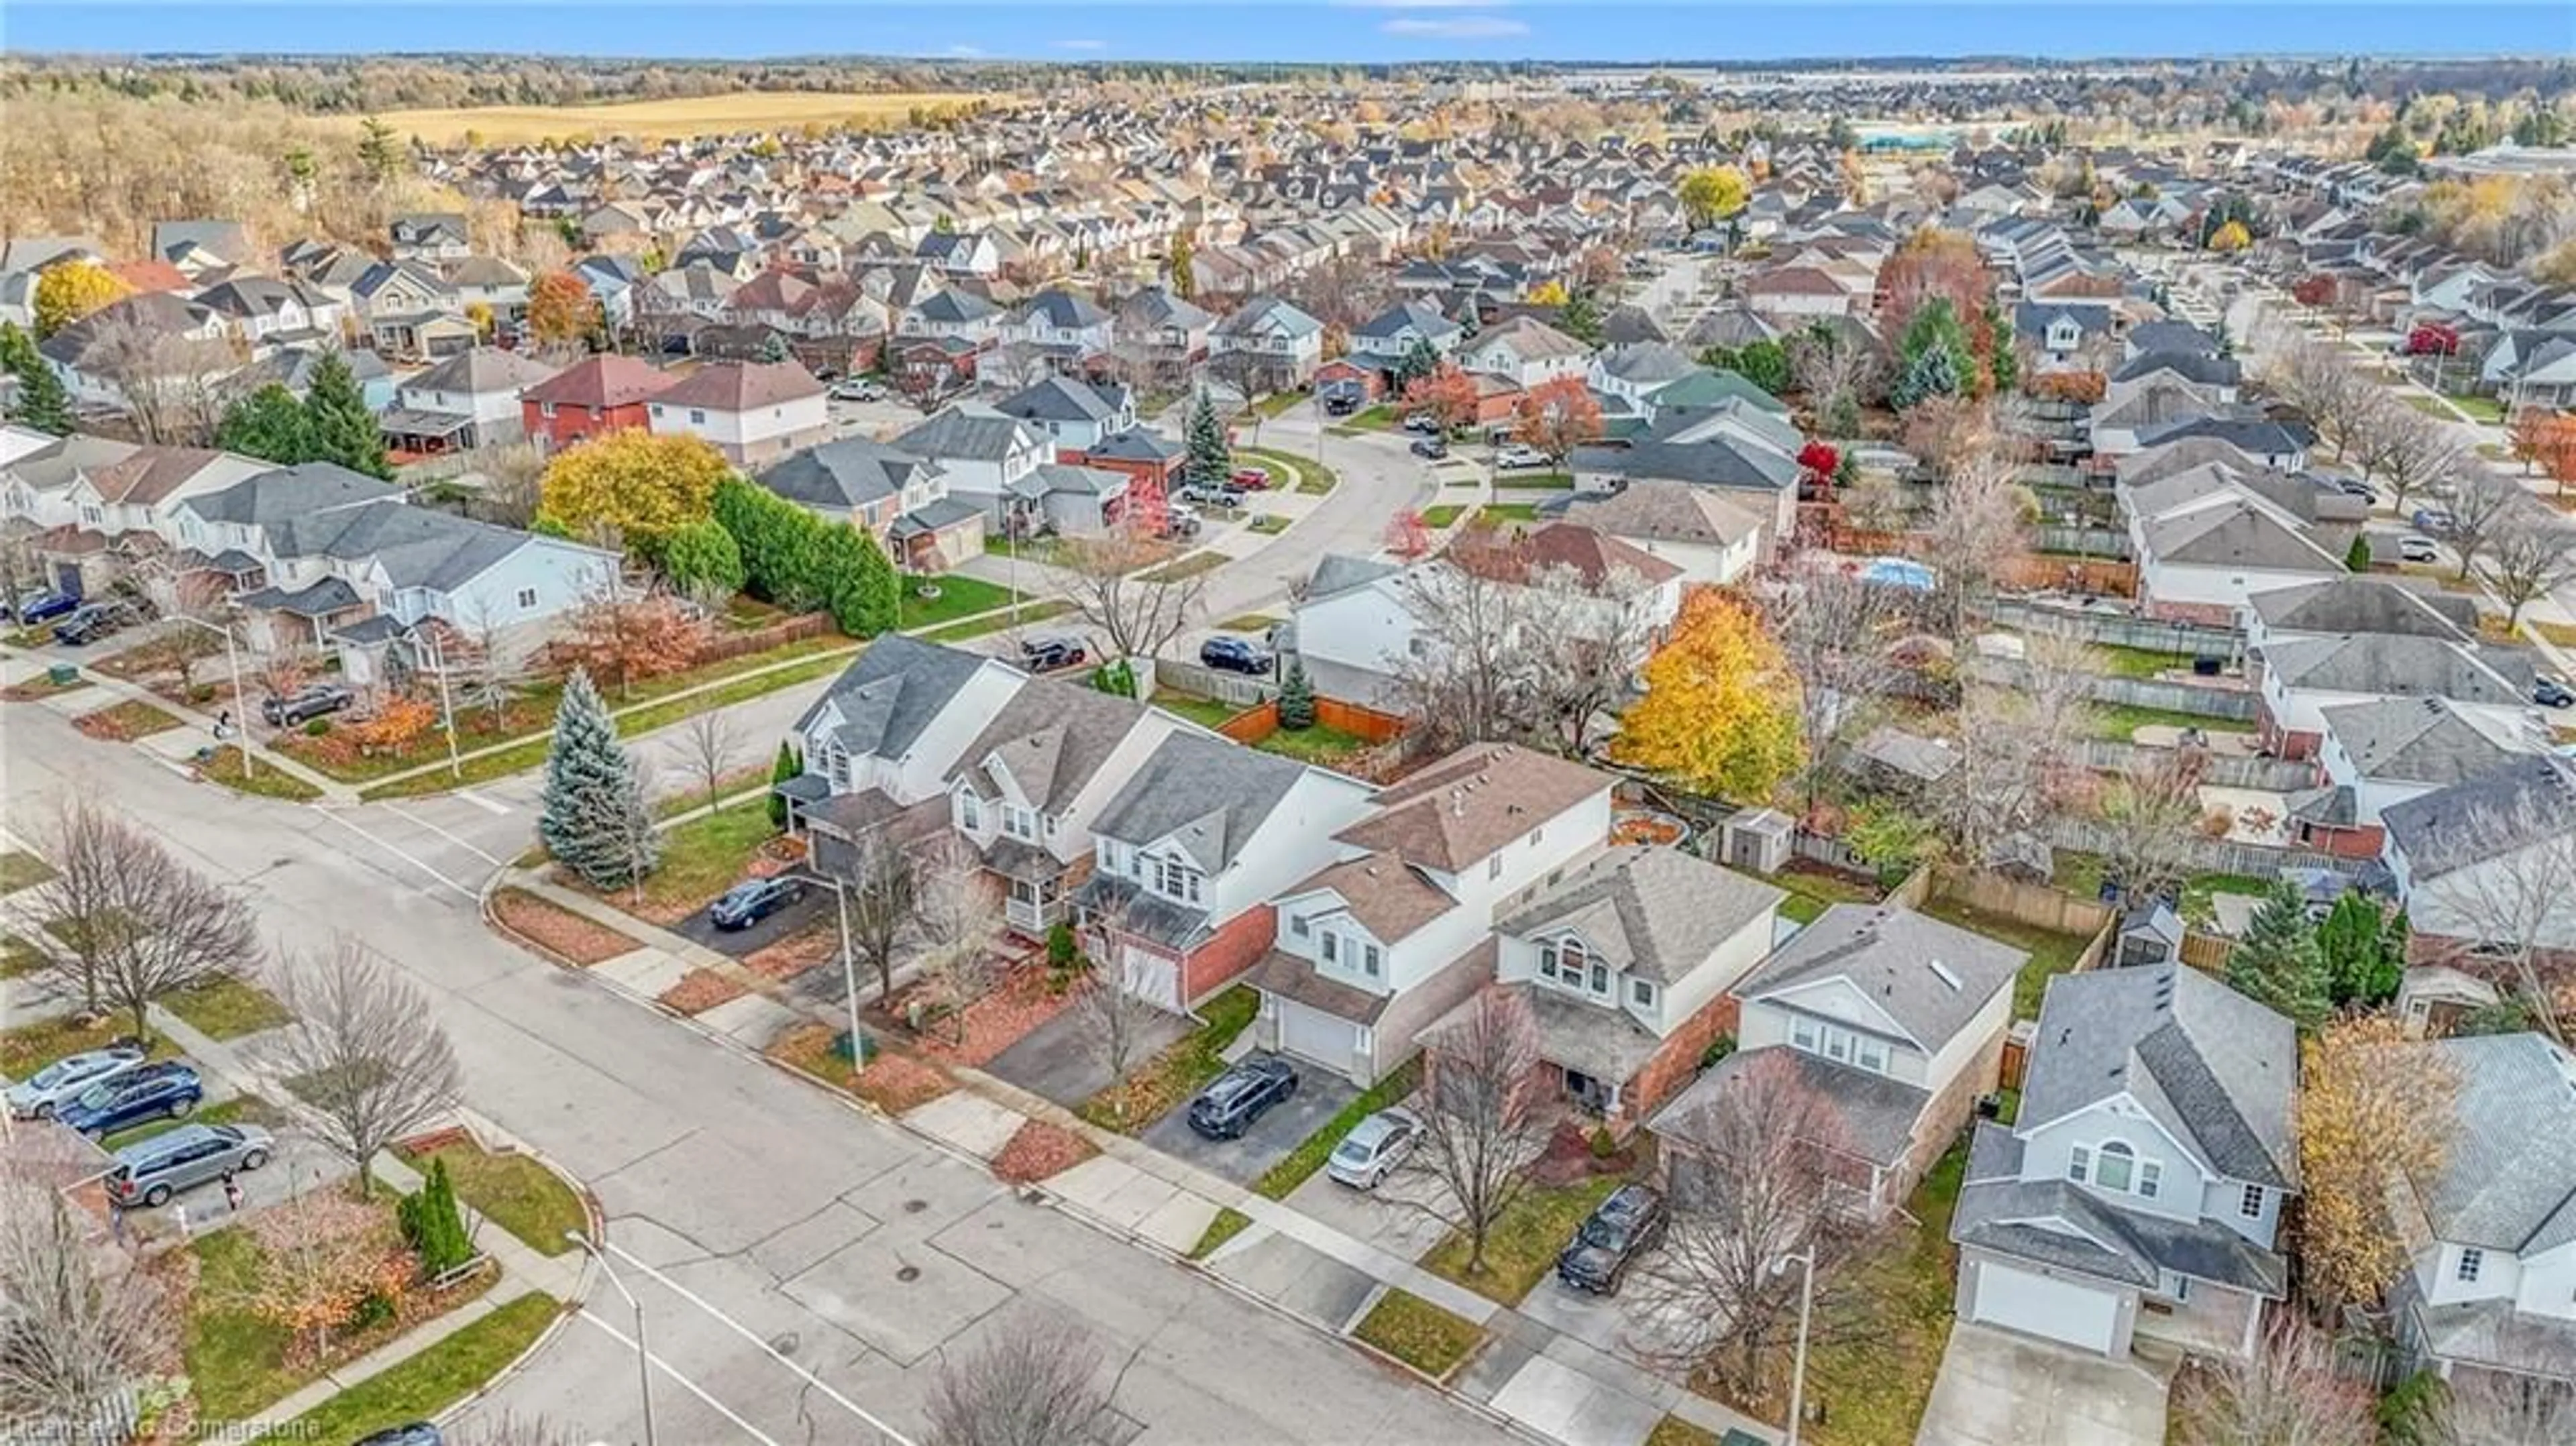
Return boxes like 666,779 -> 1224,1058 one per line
221,1170 -> 243,1214
109,1199 -> 127,1248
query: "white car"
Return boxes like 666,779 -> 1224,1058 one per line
828,380 -> 883,402
2398,535 -> 2440,564
1326,1107 -> 1421,1189
5,1045 -> 148,1119
1494,445 -> 1548,470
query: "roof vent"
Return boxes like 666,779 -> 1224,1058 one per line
1928,959 -> 1963,991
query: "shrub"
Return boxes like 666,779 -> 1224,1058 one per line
1090,659 -> 1136,698
396,1157 -> 475,1277
1046,922 -> 1079,970
1589,1124 -> 1618,1160
1699,1032 -> 1736,1070
303,717 -> 332,737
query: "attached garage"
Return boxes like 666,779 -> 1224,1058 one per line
1966,1259 -> 2127,1355
1273,998 -> 1366,1080
1120,944 -> 1181,1012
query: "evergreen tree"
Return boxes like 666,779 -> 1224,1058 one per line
2344,533 -> 2373,573
1278,658 -> 1316,730
1982,304 -> 2019,393
215,382 -> 315,463
659,516 -> 748,598
537,668 -> 660,889
1393,336 -> 1440,390
1732,339 -> 1792,396
758,332 -> 790,364
0,321 -> 71,435
1890,344 -> 1962,410
305,351 -> 391,480
2316,892 -> 2402,1008
1184,388 -> 1232,488
1826,391 -> 1862,438
767,740 -> 800,830
2224,885 -> 2331,1030
1167,232 -> 1195,300
1556,291 -> 1603,345
397,1157 -> 475,1276
818,522 -> 900,636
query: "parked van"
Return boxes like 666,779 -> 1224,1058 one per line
105,1123 -> 274,1208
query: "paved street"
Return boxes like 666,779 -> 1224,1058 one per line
3,669 -> 1518,1446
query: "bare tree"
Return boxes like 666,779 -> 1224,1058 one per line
1936,636 -> 2096,870
0,1170 -> 174,1444
1519,560 -> 1664,757
1839,469 -> 1911,535
678,709 -> 739,814
1391,987 -> 1550,1278
831,826 -> 918,1003
2480,506 -> 2576,627
439,604 -> 529,727
922,1315 -> 1123,1446
1067,955 -> 1165,1126
1788,323 -> 1882,420
267,938 -> 464,1196
2422,1373 -> 2576,1446
2444,471 -> 2526,583
2421,797 -> 2576,1045
1057,520 -> 1206,667
251,644 -> 318,704
2092,750 -> 2208,907
1920,450 -> 2034,636
979,338 -> 1051,397
1763,571 -> 1904,816
2174,1317 -> 2376,1446
33,796 -> 259,1038
1388,531 -> 1545,751
2375,421 -> 2473,522
92,315 -> 240,445
1629,1051 -> 1867,1408
909,837 -> 1000,1042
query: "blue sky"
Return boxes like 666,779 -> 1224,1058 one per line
6,3 -> 2563,63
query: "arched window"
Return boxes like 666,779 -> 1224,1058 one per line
2094,1141 -> 2136,1193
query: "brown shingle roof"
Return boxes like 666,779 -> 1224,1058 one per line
654,359 -> 823,412
522,354 -> 676,410
1286,850 -> 1458,943
1447,522 -> 1684,588
1336,742 -> 1613,873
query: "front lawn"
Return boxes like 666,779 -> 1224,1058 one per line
1919,897 -> 2091,1019
1254,722 -> 1371,767
72,699 -> 183,742
280,1294 -> 559,1446
919,600 -> 1074,643
1,934 -> 47,979
197,748 -> 323,801
2445,392 -> 2506,425
1152,691 -> 1246,730
894,575 -> 1020,632
0,850 -> 56,894
1189,1206 -> 1254,1260
1483,502 -> 1539,524
1138,551 -> 1228,586
1254,1058 -> 1419,1200
160,976 -> 294,1040
1799,1142 -> 1967,1446
1421,1174 -> 1622,1306
1254,390 -> 1308,418
1078,985 -> 1258,1133
1351,1288 -> 1484,1380
1,1012 -> 179,1078
1421,504 -> 1469,528
1249,514 -> 1289,534
602,797 -> 776,924
1240,447 -> 1339,496
398,1141 -> 588,1258
1497,471 -> 1575,489
103,1093 -> 282,1150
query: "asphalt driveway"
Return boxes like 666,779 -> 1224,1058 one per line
670,883 -> 833,959
1138,1052 -> 1358,1187
987,1002 -> 1189,1110
1916,1323 -> 2170,1446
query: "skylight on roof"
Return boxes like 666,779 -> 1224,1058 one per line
1927,959 -> 1963,991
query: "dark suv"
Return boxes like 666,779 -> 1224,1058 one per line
708,876 -> 804,930
51,602 -> 135,647
1020,636 -> 1089,675
1556,1183 -> 1667,1294
55,1062 -> 203,1138
1185,1054 -> 1299,1140
263,683 -> 356,727
1199,636 -> 1273,676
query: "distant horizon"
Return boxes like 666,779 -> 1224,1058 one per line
5,3 -> 2567,67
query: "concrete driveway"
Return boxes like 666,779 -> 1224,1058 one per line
1138,1052 -> 1358,1186
987,1003 -> 1189,1110
1284,1162 -> 1453,1262
1916,1324 -> 2170,1446
669,881 -> 832,959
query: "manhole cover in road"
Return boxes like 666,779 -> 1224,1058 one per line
902,1199 -> 927,1213
895,1264 -> 921,1283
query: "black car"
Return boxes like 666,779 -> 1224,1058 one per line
262,683 -> 356,727
1020,636 -> 1089,675
1185,1054 -> 1298,1140
51,602 -> 133,647
708,876 -> 804,931
1556,1183 -> 1667,1294
352,1426 -> 443,1446
1199,636 -> 1273,676
1409,436 -> 1448,460
1324,394 -> 1359,417
2536,676 -> 2576,709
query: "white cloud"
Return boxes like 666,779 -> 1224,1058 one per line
1379,14 -> 1529,38
1054,38 -> 1107,51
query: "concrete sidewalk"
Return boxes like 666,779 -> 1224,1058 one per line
0,645 -> 352,802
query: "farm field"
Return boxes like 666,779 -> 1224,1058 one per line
340,91 -> 998,144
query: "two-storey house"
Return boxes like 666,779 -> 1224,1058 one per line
895,406 -> 1050,537
1454,315 -> 1592,391
1949,965 -> 2299,1360
991,375 -> 1136,456
1655,905 -> 2022,1215
381,347 -> 559,455
753,436 -> 983,573
994,290 -> 1116,379
350,260 -> 474,359
1115,286 -> 1215,386
519,355 -> 674,453
1248,743 -> 1615,1085
785,636 -> 1032,866
1208,294 -> 1324,394
645,360 -> 830,467
1351,300 -> 1465,374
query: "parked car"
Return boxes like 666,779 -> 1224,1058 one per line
2332,478 -> 2376,500
262,683 -> 356,728
351,1427 -> 444,1446
51,602 -> 133,647
1326,1108 -> 1420,1188
2536,676 -> 2575,709
828,379 -> 883,402
2398,534 -> 2440,564
1177,482 -> 1246,509
2412,508 -> 2457,537
1409,437 -> 1449,460
1494,444 -> 1548,470
1161,502 -> 1204,540
55,1062 -> 203,1137
1199,636 -> 1273,676
708,877 -> 804,931
4,1044 -> 148,1119
1185,1054 -> 1298,1140
1401,412 -> 1442,434
107,1121 -> 274,1209
13,590 -> 78,624
1323,394 -> 1359,418
1020,636 -> 1089,675
1230,465 -> 1272,492
1556,1183 -> 1667,1294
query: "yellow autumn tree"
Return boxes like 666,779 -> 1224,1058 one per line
1613,590 -> 1803,803
2208,219 -> 2253,253
33,260 -> 131,339
1527,280 -> 1569,307
537,431 -> 732,548
2297,1015 -> 2457,1315
1677,166 -> 1751,229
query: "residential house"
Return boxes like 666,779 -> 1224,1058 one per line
1250,743 -> 1616,1085
991,375 -> 1137,455
1655,904 -> 2023,1215
1454,315 -> 1591,391
380,347 -> 559,455
36,293 -> 232,414
1208,294 -> 1325,394
192,275 -> 345,351
445,256 -> 533,328
519,355 -> 674,453
1555,478 -> 1768,586
1950,965 -> 2298,1359
753,436 -> 984,573
2313,696 -> 2542,847
2011,301 -> 2115,374
150,220 -> 253,278
1114,286 -> 1216,385
2381,753 -> 2576,975
894,406 -> 1051,537
2123,464 -> 2352,624
1350,300 -> 1466,374
390,214 -> 473,262
350,260 -> 474,359
2253,632 -> 2534,763
645,360 -> 830,467
994,289 -> 1116,381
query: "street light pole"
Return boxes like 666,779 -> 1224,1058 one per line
567,1231 -> 658,1446
1776,1247 -> 1818,1446
786,870 -> 865,1074
166,612 -> 254,781
420,624 -> 464,780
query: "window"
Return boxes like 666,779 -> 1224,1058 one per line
959,793 -> 983,830
1362,943 -> 1381,978
1003,805 -> 1036,841
1856,1036 -> 1888,1073
2094,1142 -> 2137,1194
2457,1248 -> 2483,1283
1588,961 -> 1609,995
541,401 -> 556,417
1631,979 -> 1655,1008
516,587 -> 539,610
2239,1184 -> 2265,1219
1538,944 -> 1559,981
1152,854 -> 1201,904
1527,826 -> 1544,847
689,408 -> 707,425
2068,1145 -> 2092,1184
1289,914 -> 1309,938
1321,933 -> 1338,964
1792,1016 -> 1819,1052
2139,1160 -> 2162,1200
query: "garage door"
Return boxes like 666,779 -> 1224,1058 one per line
1277,999 -> 1360,1074
1120,944 -> 1181,1012
1970,1262 -> 2122,1354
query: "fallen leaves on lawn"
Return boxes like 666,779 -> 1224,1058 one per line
990,1119 -> 1097,1184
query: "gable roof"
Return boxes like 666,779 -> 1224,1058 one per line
897,405 -> 1041,463
1501,845 -> 1783,985
1738,903 -> 2025,1050
2255,634 -> 2532,707
1558,478 -> 1767,549
755,437 -> 936,512
405,346 -> 559,398
1285,852 -> 1460,944
953,675 -> 1149,815
2320,696 -> 2534,785
2381,753 -> 2576,879
521,354 -> 674,410
1089,730 -> 1312,870
1336,741 -> 1612,873
653,359 -> 823,411
2247,575 -> 2479,642
1444,522 -> 1685,589
794,634 -> 999,759
2406,1032 -> 2576,1254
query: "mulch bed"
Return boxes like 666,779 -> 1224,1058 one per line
1529,1119 -> 1641,1188
742,918 -> 841,981
900,962 -> 1074,1068
490,887 -> 641,967
991,1119 -> 1097,1184
657,968 -> 748,1015
1,675 -> 93,702
851,1051 -> 954,1114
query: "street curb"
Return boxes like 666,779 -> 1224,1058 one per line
431,1297 -> 582,1431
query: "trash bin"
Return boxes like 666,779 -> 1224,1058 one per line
46,664 -> 76,687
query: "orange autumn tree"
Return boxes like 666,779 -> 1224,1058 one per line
2296,1015 -> 2459,1315
2509,409 -> 2576,498
339,695 -> 437,757
1613,590 -> 1804,803
229,1190 -> 415,1360
525,269 -> 600,347
1511,376 -> 1605,463
1402,362 -> 1481,436
553,592 -> 706,698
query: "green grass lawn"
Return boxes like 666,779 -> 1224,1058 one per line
1138,551 -> 1229,585
920,600 -> 1075,643
399,1142 -> 588,1258
1,1013 -> 180,1078
0,934 -> 47,979
2087,703 -> 2256,742
1216,613 -> 1279,633
1421,504 -> 1468,528
1422,1174 -> 1623,1306
1780,893 -> 1829,926
1254,722 -> 1371,766
1644,1418 -> 1725,1446
1497,471 -> 1575,489
1240,447 -> 1341,496
1799,1142 -> 1966,1446
1254,390 -> 1309,418
1189,1206 -> 1254,1260
160,976 -> 294,1040
1079,985 -> 1258,1133
1351,1288 -> 1484,1380
199,748 -> 324,801
622,798 -> 775,918
1254,1058 -> 1419,1200
187,1226 -> 317,1427
2402,394 -> 2459,423
1482,502 -> 1538,524
1342,404 -> 1397,430
0,849 -> 56,894
281,1294 -> 560,1446
1776,866 -> 1883,926
1250,514 -> 1289,534
1152,691 -> 1247,730
1919,897 -> 2092,1019
2088,643 -> 2188,679
2445,393 -> 2506,425
894,575 -> 1020,631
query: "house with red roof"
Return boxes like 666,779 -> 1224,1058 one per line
521,355 -> 676,453
644,360 -> 830,467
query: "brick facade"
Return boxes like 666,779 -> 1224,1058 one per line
1182,903 -> 1277,1006
1883,1032 -> 2004,1209
1619,993 -> 1741,1128
522,397 -> 655,453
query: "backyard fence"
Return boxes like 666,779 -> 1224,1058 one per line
1965,658 -> 2261,722
1975,600 -> 2243,661
2034,525 -> 2134,559
2043,817 -> 2375,881
1933,866 -> 2116,938
2066,739 -> 2316,791
1155,659 -> 1279,708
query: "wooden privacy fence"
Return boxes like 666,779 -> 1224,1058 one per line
1155,659 -> 1279,708
1975,599 -> 2243,661
1965,658 -> 2261,722
2044,817 -> 2376,881
2067,738 -> 2317,791
1933,865 -> 2116,938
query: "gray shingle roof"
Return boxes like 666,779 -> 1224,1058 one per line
1951,1124 -> 2290,1297
1304,553 -> 1404,600
2247,575 -> 2479,642
1655,1046 -> 1931,1167
952,676 -> 1148,815
756,437 -> 934,512
794,635 -> 998,759
1500,846 -> 1784,987
2320,696 -> 2534,785
1087,729 -> 1309,871
2381,754 -> 2576,879
2023,965 -> 2300,1189
896,406 -> 1040,464
2409,1032 -> 2576,1255
2255,634 -> 2532,706
1569,436 -> 1799,494
1737,904 -> 2025,1051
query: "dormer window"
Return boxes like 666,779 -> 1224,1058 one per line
2094,1142 -> 2137,1192
1631,979 -> 1656,1008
